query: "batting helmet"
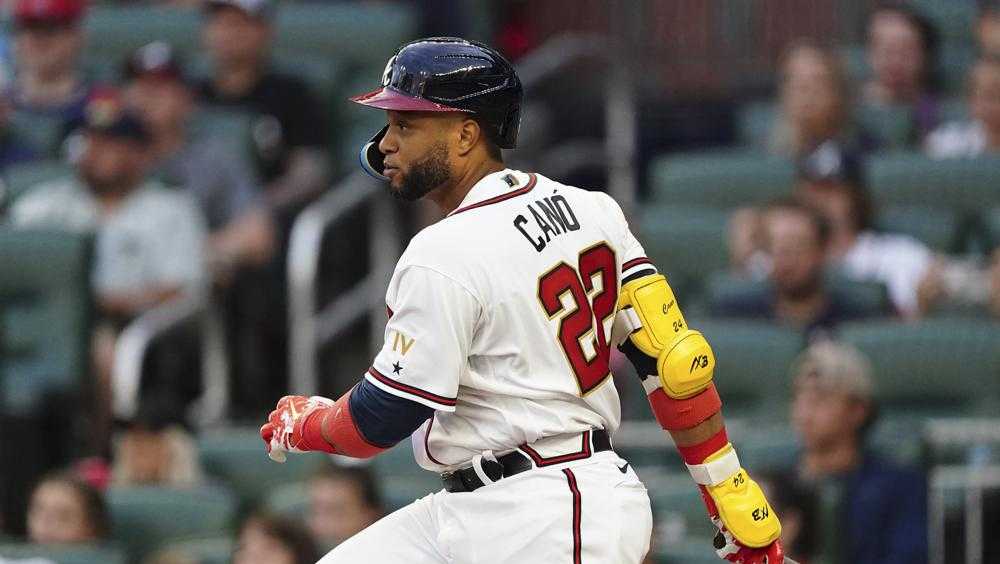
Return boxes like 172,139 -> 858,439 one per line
350,37 -> 523,180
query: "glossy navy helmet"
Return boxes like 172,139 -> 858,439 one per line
350,37 -> 523,180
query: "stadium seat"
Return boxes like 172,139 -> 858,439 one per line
371,440 -> 442,509
198,426 -> 328,507
735,101 -> 776,149
85,6 -> 201,64
644,472 -> 716,542
265,482 -> 309,518
0,229 -> 92,416
867,153 -> 1000,211
0,543 -> 126,564
856,103 -> 915,150
877,205 -> 962,252
155,536 -> 234,564
648,151 -> 794,209
7,112 -> 69,158
705,272 -> 892,321
106,485 -> 238,561
639,205 -> 732,300
839,319 -> 1000,417
986,207 -> 1000,249
690,319 -> 805,417
0,160 -> 75,213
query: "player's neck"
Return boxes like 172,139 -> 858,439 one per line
431,158 -> 506,215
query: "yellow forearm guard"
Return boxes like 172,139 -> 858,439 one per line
618,274 -> 716,399
700,445 -> 782,548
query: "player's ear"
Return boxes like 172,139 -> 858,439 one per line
456,117 -> 481,157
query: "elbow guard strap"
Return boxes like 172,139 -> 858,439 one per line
299,388 -> 386,459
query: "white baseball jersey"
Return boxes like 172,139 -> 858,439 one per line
364,169 -> 654,472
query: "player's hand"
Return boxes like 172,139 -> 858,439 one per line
713,523 -> 784,563
260,395 -> 334,463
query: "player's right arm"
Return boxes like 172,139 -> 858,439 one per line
600,194 -> 782,563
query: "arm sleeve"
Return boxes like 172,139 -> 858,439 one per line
348,379 -> 434,448
364,264 -> 481,412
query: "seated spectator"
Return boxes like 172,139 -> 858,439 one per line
713,199 -> 870,338
111,399 -> 204,488
925,55 -> 1000,158
26,472 -> 108,545
756,472 -> 818,564
123,41 -> 276,284
793,146 -> 934,317
306,464 -> 383,548
769,41 -> 875,156
233,513 -> 321,564
8,94 -> 207,445
198,0 -> 330,219
863,3 -> 941,141
10,0 -> 98,157
978,0 -> 1000,56
0,88 -> 39,172
790,341 -> 927,564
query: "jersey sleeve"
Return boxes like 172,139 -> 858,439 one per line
594,192 -> 659,281
365,264 -> 481,412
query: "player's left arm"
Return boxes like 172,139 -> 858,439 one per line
261,264 -> 476,461
614,265 -> 783,564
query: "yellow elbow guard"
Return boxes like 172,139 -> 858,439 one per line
617,274 -> 716,398
688,444 -> 782,548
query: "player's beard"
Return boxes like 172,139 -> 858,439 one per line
392,141 -> 452,202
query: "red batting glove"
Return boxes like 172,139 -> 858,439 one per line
260,395 -> 335,462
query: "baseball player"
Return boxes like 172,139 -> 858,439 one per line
261,37 -> 785,564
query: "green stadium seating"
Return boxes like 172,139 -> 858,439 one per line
706,272 -> 893,321
0,229 -> 92,416
107,485 -> 237,561
867,153 -> 1000,210
371,441 -> 441,509
7,111 -> 69,158
877,205 -> 962,252
0,543 -> 126,564
0,160 -> 75,213
639,205 -> 732,300
735,101 -> 775,149
691,320 -> 805,416
839,318 -> 1000,417
198,426 -> 328,507
648,152 -> 794,208
265,481 -> 309,518
155,536 -> 234,564
856,103 -> 915,150
986,207 -> 1000,249
644,472 -> 716,541
85,6 -> 202,63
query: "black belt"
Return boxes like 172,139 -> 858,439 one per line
441,429 -> 613,493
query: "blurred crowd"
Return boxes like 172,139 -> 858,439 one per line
0,1 -> 997,564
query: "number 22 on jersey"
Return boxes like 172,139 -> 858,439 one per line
537,242 -> 618,394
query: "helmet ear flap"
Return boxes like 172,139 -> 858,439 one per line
359,125 -> 389,181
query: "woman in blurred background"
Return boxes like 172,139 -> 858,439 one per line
925,54 -> 1000,158
233,513 -> 320,564
770,41 -> 874,156
26,472 -> 108,545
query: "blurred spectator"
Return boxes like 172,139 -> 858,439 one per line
769,41 -> 875,156
863,3 -> 941,141
10,0 -> 97,156
198,0 -> 330,218
306,464 -> 383,548
790,341 -> 927,564
978,0 -> 1000,56
756,472 -> 819,564
111,399 -> 204,488
233,513 -> 321,564
713,199 -> 870,338
123,41 -> 276,284
925,55 -> 1000,158
0,89 -> 38,171
26,471 -> 108,545
793,146 -> 933,317
7,94 -> 207,447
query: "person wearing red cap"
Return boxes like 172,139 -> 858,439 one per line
10,0 -> 97,157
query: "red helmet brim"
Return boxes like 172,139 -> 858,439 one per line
349,87 -> 466,112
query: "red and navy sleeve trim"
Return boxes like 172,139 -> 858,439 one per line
622,256 -> 657,284
563,468 -> 583,564
448,174 -> 537,216
520,430 -> 593,467
366,367 -> 458,408
622,257 -> 652,271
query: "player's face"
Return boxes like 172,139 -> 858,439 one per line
379,110 -> 456,201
